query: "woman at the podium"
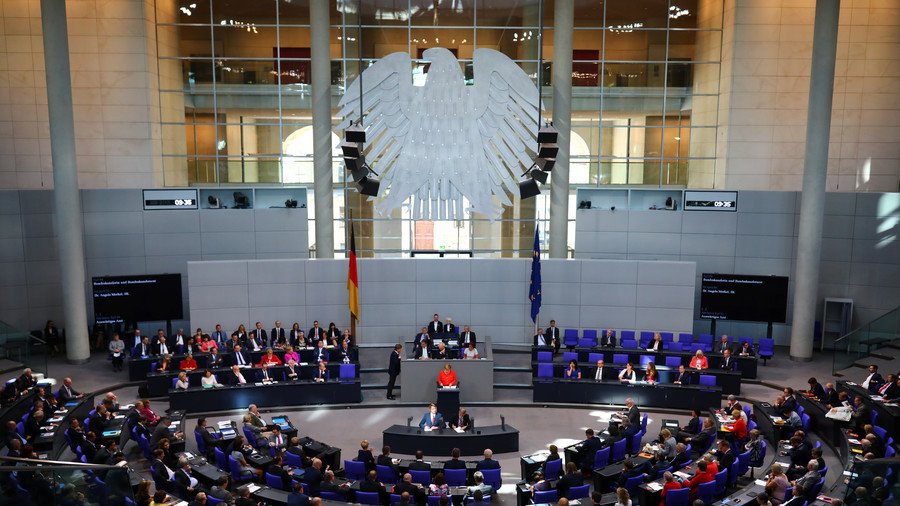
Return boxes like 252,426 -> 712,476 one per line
438,363 -> 458,387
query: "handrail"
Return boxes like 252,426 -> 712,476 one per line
834,304 -> 899,343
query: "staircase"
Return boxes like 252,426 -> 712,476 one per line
832,305 -> 900,376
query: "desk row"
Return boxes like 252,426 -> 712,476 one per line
145,363 -> 359,397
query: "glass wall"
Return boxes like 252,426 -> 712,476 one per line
155,0 -> 723,256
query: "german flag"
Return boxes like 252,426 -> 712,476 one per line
347,221 -> 360,321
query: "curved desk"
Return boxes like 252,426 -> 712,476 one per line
532,362 -> 742,395
532,346 -> 758,379
532,378 -> 722,411
382,424 -> 518,456
169,380 -> 362,413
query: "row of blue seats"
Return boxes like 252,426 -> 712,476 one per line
555,330 -> 775,358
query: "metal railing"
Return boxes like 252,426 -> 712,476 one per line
0,320 -> 47,375
832,306 -> 900,375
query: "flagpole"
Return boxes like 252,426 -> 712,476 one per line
348,210 -> 358,343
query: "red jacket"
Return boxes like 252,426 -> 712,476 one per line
659,481 -> 683,506
726,418 -> 747,440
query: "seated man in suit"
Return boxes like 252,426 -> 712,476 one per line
615,459 -> 648,489
320,470 -> 349,500
717,335 -> 733,354
577,428 -> 603,472
58,377 -> 84,402
876,373 -> 899,399
676,409 -> 701,442
228,365 -> 249,385
308,321 -> 326,343
287,481 -> 310,506
593,360 -> 610,380
719,349 -> 736,371
466,472 -> 494,499
600,329 -> 616,347
673,364 -> 692,385
338,341 -> 357,363
686,418 -> 716,456
418,404 -> 444,430
670,442 -> 690,470
409,450 -> 431,471
133,336 -> 152,357
313,340 -> 329,363
414,327 -> 429,347
476,448 -> 500,470
376,445 -> 400,474
444,447 -> 466,469
152,336 -> 172,356
443,318 -> 458,340
533,327 -> 548,347
714,439 -> 736,472
394,473 -> 427,505
449,408 -> 471,431
231,344 -> 250,367
414,339 -> 431,360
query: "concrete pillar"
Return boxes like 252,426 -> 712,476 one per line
789,0 -> 841,362
549,0 -> 573,259
310,0 -> 334,258
40,0 -> 90,364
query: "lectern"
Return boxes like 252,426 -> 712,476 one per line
437,386 -> 460,422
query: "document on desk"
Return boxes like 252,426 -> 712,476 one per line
453,427 -> 464,433
755,479 -> 768,486
675,471 -> 691,479
646,482 -> 663,491
246,484 -> 261,493
424,427 -> 433,432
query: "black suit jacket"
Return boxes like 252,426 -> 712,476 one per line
877,382 -> 899,399
152,342 -> 172,355
308,327 -> 326,341
670,452 -> 689,470
231,351 -> 250,366
578,436 -> 603,467
389,351 -> 402,376
271,328 -> 286,346
544,327 -> 560,343
228,371 -> 248,385
458,332 -> 477,347
556,472 -> 583,498
673,371 -> 692,385
717,342 -> 733,354
717,449 -> 736,471
720,356 -> 735,371
600,332 -> 616,347
444,458 -> 466,469
450,414 -> 471,430
302,467 -> 322,496
150,459 -> 171,490
408,460 -> 431,471
684,416 -> 701,434
174,468 -> 195,496
626,405 -> 641,427
376,454 -> 399,473
779,396 -> 798,416
427,321 -> 444,337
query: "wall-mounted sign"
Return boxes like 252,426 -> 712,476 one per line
684,191 -> 738,212
142,189 -> 199,210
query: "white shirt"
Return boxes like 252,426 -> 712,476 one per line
863,373 -> 876,389
201,375 -> 218,387
235,372 -> 246,384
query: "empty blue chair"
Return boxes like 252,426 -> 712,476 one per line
621,339 -> 638,349
611,438 -> 626,463
665,487 -> 690,506
588,352 -> 603,364
564,329 -> 578,349
665,356 -> 681,368
534,490 -> 558,504
676,459 -> 693,471
389,494 -> 402,504
683,341 -> 700,352
886,446 -> 895,458
537,351 -> 553,362
137,434 -> 152,459
578,336 -> 596,348
242,426 -> 258,447
677,332 -> 693,343
736,450 -> 751,478
266,472 -> 288,490
660,332 -> 674,342
15,422 -> 24,436
427,496 -> 442,506
319,492 -> 344,502
345,460 -> 366,480
593,447 -> 610,470
807,477 -> 825,500
445,468 -> 467,486
481,468 -> 502,491
567,484 -> 590,500
758,338 -> 774,364
563,351 -> 579,363
355,491 -> 381,505
624,474 -> 644,496
206,496 -> 224,506
639,331 -> 654,347
214,447 -> 227,470
655,466 -> 674,480
410,470 -> 431,486
699,375 -> 716,386
339,363 -> 356,381
801,413 -> 810,432
628,430 -> 643,455
584,329 -> 598,342
537,363 -> 554,379
640,355 -> 654,368
612,353 -> 628,365
819,464 -> 828,478
545,457 -> 563,478
621,330 -> 635,341
698,480 -> 716,505
748,419 -> 758,433
743,405 -> 752,418
728,462 -> 739,487
171,377 -> 179,389
698,334 -> 713,345
376,464 -> 399,484
641,414 -> 648,433
872,425 -> 887,441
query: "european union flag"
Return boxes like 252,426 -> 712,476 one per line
529,226 -> 542,323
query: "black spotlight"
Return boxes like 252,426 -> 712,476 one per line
519,178 -> 541,199
535,157 -> 555,172
233,192 -> 250,209
538,143 -> 559,159
357,176 -> 381,197
529,168 -> 549,184
340,141 -> 362,158
285,199 -> 298,208
345,124 -> 367,143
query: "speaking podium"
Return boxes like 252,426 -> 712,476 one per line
436,386 -> 460,422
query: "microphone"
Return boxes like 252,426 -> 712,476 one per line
500,415 -> 506,431
406,416 -> 413,428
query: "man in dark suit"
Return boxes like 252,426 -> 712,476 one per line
443,318 -> 457,339
377,445 -> 400,474
593,360 -> 610,380
876,374 -> 899,399
387,344 -> 402,400
225,333 -> 241,352
862,364 -> 884,392
476,449 -> 500,470
207,347 -> 224,368
359,469 -> 386,495
533,327 -> 549,347
444,447 -> 466,469
434,342 -> 448,360
449,408 -> 471,431
544,320 -> 561,352
414,327 -> 429,347
622,418 -> 640,441
821,382 -> 839,406
600,329 -> 616,347
174,458 -> 199,498
93,439 -> 116,465
150,449 -> 172,491
248,322 -> 266,351
577,429 -> 603,472
780,388 -> 798,416
458,326 -> 477,348
717,335 -> 733,354
228,365 -> 249,385
615,459 -> 647,489
211,324 -> 228,345
313,340 -> 329,363
850,396 -> 871,433
320,470 -> 348,500
408,450 -> 431,471
623,398 -> 641,427
302,458 -> 324,497
287,481 -> 311,506
556,462 -> 584,499
271,321 -> 286,348
719,349 -> 736,371
150,416 -> 176,448
427,314 -> 444,339
23,410 -> 43,443
673,364 -> 692,385
715,439 -> 736,471
687,419 -> 716,456
338,341 -> 357,363
231,345 -> 250,367
308,321 -> 326,343
394,473 -> 426,505
414,339 -> 431,360
88,406 -> 112,435
677,410 -> 701,442
133,337 -> 152,357
670,443 -> 690,469
152,336 -> 172,356
15,369 -> 36,391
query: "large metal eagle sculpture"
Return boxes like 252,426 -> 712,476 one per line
337,47 -> 541,220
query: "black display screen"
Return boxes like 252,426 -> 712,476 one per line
92,274 -> 183,324
700,273 -> 789,323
